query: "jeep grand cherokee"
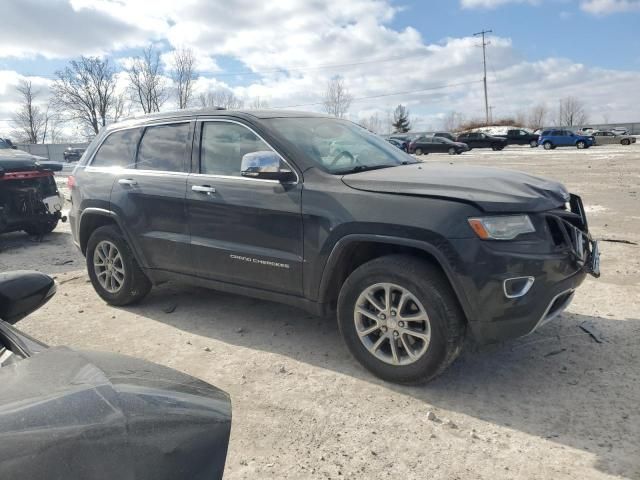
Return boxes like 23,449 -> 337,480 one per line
69,109 -> 600,384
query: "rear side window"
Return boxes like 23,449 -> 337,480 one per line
91,128 -> 142,168
200,122 -> 276,176
137,123 -> 189,172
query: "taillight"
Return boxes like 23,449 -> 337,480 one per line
67,175 -> 76,188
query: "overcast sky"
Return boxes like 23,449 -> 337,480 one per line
1,0 -> 639,136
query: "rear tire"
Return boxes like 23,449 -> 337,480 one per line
86,225 -> 151,306
543,141 -> 554,150
448,147 -> 456,155
622,139 -> 630,146
337,255 -> 466,384
415,148 -> 423,155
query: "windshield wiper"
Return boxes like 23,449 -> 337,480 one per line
336,164 -> 404,175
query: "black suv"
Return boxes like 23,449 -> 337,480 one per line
455,132 -> 508,150
69,110 -> 599,384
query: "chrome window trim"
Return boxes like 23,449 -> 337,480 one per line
197,117 -> 300,184
86,119 -> 192,169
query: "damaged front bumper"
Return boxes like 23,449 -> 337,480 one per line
450,194 -> 599,344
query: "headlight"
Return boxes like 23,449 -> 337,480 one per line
468,215 -> 535,240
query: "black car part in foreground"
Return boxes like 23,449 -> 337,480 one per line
0,271 -> 232,480
69,109 -> 599,384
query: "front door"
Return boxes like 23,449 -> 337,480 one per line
110,121 -> 193,274
186,119 -> 303,295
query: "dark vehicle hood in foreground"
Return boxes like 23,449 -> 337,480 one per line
342,163 -> 568,212
0,149 -> 49,173
0,341 -> 231,480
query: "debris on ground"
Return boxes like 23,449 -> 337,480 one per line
163,303 -> 177,314
579,322 -> 605,343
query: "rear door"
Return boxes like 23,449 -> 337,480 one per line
431,138 -> 448,152
186,119 -> 303,295
110,121 -> 193,274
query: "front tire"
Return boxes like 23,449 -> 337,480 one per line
577,140 -> 586,149
337,255 -> 466,384
622,139 -> 630,146
448,147 -> 456,155
24,218 -> 58,236
86,225 -> 151,306
543,141 -> 554,150
414,148 -> 423,155
530,140 -> 539,147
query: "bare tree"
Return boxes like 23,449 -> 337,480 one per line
322,76 -> 353,118
112,93 -> 130,122
127,46 -> 168,114
528,104 -> 547,130
11,80 -> 50,143
171,48 -> 197,109
198,88 -> 244,109
359,112 -> 384,134
557,96 -> 588,126
442,111 -> 464,132
52,56 -> 118,135
246,96 -> 270,109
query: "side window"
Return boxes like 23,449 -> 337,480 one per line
137,123 -> 189,172
200,122 -> 276,176
91,128 -> 142,168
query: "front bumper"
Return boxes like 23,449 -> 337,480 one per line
448,197 -> 597,344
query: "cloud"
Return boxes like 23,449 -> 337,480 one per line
0,0 -> 638,136
580,0 -> 640,14
460,0 -> 538,8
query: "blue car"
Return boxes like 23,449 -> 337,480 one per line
539,129 -> 594,150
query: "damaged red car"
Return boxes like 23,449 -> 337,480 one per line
0,146 -> 66,236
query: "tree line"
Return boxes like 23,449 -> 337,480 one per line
10,47 -> 593,143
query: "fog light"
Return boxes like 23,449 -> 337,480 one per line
503,276 -> 535,299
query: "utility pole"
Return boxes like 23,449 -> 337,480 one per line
474,29 -> 492,125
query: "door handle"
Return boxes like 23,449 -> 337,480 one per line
118,178 -> 138,186
192,185 -> 216,195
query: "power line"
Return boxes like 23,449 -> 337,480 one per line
13,51 -> 435,80
272,79 -> 483,109
473,29 -> 492,126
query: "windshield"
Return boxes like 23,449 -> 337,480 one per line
0,139 -> 10,149
266,117 -> 417,174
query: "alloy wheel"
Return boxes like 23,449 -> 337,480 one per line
353,283 -> 431,366
93,240 -> 125,293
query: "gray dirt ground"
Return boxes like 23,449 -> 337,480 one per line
1,144 -> 639,479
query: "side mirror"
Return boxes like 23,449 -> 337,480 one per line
240,151 -> 296,182
0,271 -> 56,325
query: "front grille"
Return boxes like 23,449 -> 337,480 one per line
544,193 -> 594,264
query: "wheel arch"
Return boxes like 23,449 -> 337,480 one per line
317,234 -> 473,322
78,209 -> 147,268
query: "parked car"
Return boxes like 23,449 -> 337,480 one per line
69,110 -> 600,384
592,130 -> 636,146
496,129 -> 540,147
0,138 -> 17,149
0,147 -> 66,236
409,136 -> 469,155
421,131 -> 456,141
455,132 -> 508,150
63,146 -> 86,162
0,270 -> 232,480
387,138 -> 408,152
539,129 -> 595,149
578,127 -> 596,135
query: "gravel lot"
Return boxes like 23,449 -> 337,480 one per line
2,144 -> 639,479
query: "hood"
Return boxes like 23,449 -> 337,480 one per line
0,148 -> 48,173
341,163 -> 569,213
0,344 -> 232,480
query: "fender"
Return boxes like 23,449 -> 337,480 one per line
316,234 -> 475,322
77,208 -> 150,269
